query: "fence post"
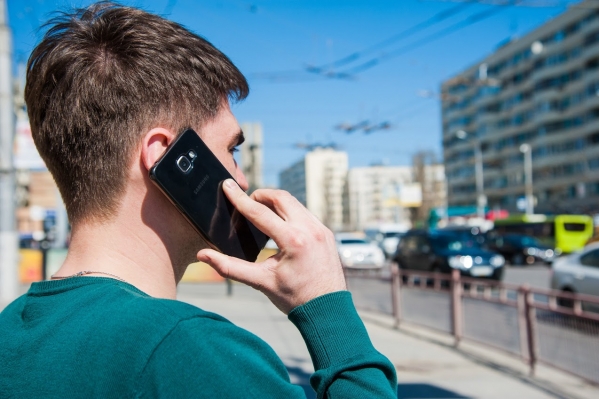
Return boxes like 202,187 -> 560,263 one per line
524,286 -> 538,376
390,262 -> 401,328
518,284 -> 537,376
451,269 -> 462,347
517,286 -> 528,363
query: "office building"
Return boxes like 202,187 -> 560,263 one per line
442,1 -> 599,214
279,148 -> 348,231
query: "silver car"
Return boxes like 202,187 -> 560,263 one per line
336,234 -> 385,269
551,243 -> 599,298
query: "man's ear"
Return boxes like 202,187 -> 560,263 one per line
141,128 -> 177,171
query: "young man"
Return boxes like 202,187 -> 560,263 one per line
0,3 -> 397,397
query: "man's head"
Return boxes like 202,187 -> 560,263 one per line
25,2 -> 249,225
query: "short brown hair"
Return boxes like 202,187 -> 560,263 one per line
25,2 -> 248,224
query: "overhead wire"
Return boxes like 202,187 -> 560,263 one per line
331,2 -> 517,77
308,1 -> 475,73
421,0 -> 576,6
252,1 -> 519,81
250,1 -> 477,81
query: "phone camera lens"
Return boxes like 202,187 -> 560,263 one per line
176,155 -> 192,173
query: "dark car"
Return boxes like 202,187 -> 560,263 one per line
393,230 -> 505,280
484,233 -> 556,266
435,225 -> 487,243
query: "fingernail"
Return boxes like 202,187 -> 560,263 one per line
224,179 -> 236,190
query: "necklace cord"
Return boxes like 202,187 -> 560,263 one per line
50,270 -> 126,283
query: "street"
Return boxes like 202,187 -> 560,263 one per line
503,264 -> 552,290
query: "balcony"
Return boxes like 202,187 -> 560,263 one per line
532,109 -> 563,124
582,39 -> 599,62
532,87 -> 564,102
580,16 -> 599,38
530,58 -> 580,83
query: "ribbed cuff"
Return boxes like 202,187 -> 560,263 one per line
288,291 -> 375,371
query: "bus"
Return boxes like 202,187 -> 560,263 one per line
492,214 -> 593,254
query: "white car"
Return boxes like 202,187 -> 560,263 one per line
379,232 -> 405,259
336,234 -> 385,269
551,243 -> 599,299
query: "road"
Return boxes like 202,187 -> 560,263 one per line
503,264 -> 552,290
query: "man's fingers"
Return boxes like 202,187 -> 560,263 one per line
250,189 -> 307,222
197,249 -> 267,289
223,180 -> 287,242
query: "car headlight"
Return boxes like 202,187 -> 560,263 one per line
526,247 -> 538,256
490,255 -> 505,267
545,249 -> 554,258
342,249 -> 352,258
448,255 -> 473,269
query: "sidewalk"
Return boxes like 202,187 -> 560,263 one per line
177,282 -> 599,399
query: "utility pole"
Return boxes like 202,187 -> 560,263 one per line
520,144 -> 534,215
474,140 -> 486,219
0,0 -> 18,302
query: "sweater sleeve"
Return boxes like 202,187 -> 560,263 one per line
288,291 -> 397,399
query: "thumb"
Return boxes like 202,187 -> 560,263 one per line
197,249 -> 267,288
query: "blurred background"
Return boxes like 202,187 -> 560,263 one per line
4,0 -> 599,280
3,1 -> 599,395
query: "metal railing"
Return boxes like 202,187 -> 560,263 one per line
344,264 -> 599,385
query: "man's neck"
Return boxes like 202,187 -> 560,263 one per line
54,218 -> 179,299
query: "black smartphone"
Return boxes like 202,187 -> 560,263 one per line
149,128 -> 269,262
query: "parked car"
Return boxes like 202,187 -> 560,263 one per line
435,225 -> 487,246
394,230 -> 505,280
364,224 -> 409,259
336,233 -> 386,269
551,243 -> 599,300
377,231 -> 405,259
485,233 -> 556,265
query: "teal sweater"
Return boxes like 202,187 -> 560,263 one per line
0,278 -> 397,398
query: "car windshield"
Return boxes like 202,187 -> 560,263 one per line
383,232 -> 403,238
340,239 -> 369,245
432,235 -> 482,251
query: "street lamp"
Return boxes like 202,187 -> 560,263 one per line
519,143 -> 534,215
456,130 -> 486,219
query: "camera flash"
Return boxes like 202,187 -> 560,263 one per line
188,150 -> 196,159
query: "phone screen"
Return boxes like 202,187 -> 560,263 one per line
149,128 -> 269,261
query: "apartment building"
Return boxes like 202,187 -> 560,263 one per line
279,148 -> 348,231
442,1 -> 599,215
345,165 -> 414,231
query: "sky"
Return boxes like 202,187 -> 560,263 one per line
6,0 -> 584,187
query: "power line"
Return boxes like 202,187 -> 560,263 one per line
306,1 -> 475,74
335,97 -> 436,135
329,3 -> 515,77
250,1 -> 478,82
251,1 -> 518,82
422,0 -> 577,6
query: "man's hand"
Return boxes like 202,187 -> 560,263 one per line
197,179 -> 347,314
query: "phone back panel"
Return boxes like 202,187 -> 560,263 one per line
149,128 -> 269,261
